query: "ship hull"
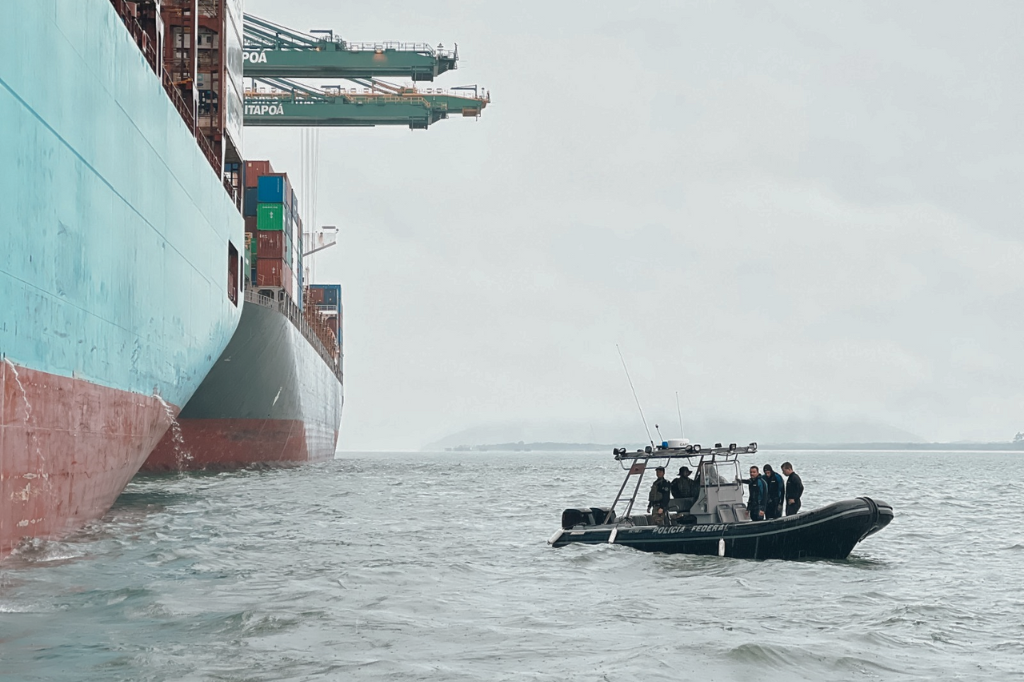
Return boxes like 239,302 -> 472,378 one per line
144,298 -> 343,471
1,364 -> 174,556
1,1 -> 243,559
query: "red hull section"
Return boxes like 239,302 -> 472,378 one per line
1,362 -> 176,561
144,419 -> 338,471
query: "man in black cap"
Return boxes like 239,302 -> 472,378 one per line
671,466 -> 697,500
647,466 -> 672,524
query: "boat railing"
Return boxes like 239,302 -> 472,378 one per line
109,0 -> 232,198
604,443 -> 756,524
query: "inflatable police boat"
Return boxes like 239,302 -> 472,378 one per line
549,442 -> 892,560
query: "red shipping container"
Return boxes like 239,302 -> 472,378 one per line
244,215 -> 257,233
256,258 -> 291,288
307,287 -> 324,304
257,231 -> 287,259
245,160 -> 274,188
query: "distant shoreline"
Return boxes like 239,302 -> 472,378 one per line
442,441 -> 1024,452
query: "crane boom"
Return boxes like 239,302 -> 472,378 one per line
244,78 -> 489,128
243,14 -> 458,81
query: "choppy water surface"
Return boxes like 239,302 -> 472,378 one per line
1,450 -> 1022,680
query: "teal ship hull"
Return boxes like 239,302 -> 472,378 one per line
0,0 -> 244,559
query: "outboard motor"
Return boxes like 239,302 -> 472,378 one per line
561,507 -> 616,530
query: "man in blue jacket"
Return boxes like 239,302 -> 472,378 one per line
743,466 -> 768,521
762,464 -> 785,519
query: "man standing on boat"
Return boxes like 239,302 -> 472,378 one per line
782,462 -> 803,515
743,466 -> 768,521
763,464 -> 785,519
648,466 -> 672,524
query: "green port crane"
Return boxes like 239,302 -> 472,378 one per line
244,78 -> 490,129
243,14 -> 458,81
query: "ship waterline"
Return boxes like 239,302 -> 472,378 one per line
1,0 -> 243,559
0,363 -> 181,558
144,295 -> 343,471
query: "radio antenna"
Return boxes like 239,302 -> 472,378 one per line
616,345 -> 654,448
676,391 -> 685,438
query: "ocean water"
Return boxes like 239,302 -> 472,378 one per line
1,450 -> 1021,681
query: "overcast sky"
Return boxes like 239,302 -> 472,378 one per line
244,0 -> 1024,450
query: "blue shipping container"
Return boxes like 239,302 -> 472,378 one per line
243,187 -> 258,217
258,175 -> 285,204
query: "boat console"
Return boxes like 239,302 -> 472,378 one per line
589,441 -> 759,528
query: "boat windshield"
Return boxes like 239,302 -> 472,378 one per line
700,460 -> 739,487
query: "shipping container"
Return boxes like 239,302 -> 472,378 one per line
307,286 -> 325,304
255,258 -> 293,290
257,203 -> 285,231
244,160 -> 273,188
245,215 -> 258,233
309,284 -> 341,307
257,174 -> 285,203
243,187 -> 259,217
257,231 -> 290,260
257,173 -> 292,204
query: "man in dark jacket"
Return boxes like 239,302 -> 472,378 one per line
762,464 -> 785,519
647,466 -> 672,523
742,466 -> 767,521
781,462 -> 803,515
671,466 -> 697,500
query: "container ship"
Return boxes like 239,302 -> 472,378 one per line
144,162 -> 344,470
1,0 -> 246,559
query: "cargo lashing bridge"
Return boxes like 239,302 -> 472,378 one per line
243,13 -> 457,81
242,14 -> 487,129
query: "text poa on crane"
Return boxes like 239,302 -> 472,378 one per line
243,51 -> 269,64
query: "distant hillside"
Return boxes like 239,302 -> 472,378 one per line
437,441 -> 1024,453
763,442 -> 1024,452
423,418 -> 926,451
443,442 -> 609,452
